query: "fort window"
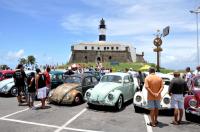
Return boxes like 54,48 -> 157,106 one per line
85,46 -> 87,50
104,47 -> 106,50
116,47 -> 119,50
98,47 -> 100,50
111,47 -> 114,50
109,56 -> 112,60
107,47 -> 109,50
91,46 -> 94,50
85,56 -> 88,62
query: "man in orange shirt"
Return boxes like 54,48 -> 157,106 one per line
145,68 -> 164,127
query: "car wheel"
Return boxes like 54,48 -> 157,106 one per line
74,94 -> 82,104
10,87 -> 18,96
134,105 -> 142,113
185,111 -> 192,121
115,95 -> 123,110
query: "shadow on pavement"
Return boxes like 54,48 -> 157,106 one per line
87,99 -> 133,113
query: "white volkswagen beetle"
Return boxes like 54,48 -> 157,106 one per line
133,72 -> 174,112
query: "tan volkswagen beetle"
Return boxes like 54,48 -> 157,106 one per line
48,73 -> 98,105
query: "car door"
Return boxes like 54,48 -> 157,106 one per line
123,75 -> 131,101
128,75 -> 135,98
82,76 -> 93,94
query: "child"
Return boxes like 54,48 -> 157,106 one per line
27,72 -> 36,109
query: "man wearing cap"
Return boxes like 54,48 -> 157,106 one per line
145,68 -> 163,127
169,71 -> 188,125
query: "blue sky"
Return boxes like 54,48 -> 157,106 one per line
0,0 -> 200,70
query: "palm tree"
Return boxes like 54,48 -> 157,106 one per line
27,55 -> 36,65
19,58 -> 27,65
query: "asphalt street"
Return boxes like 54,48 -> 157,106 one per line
0,95 -> 199,132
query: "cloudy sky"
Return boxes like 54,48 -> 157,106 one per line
0,0 -> 200,70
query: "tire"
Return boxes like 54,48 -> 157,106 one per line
87,103 -> 95,109
74,94 -> 82,105
134,105 -> 142,113
185,111 -> 192,121
115,95 -> 123,111
10,87 -> 18,96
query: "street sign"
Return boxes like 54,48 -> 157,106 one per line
163,26 -> 170,37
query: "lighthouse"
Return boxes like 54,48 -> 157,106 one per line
99,18 -> 106,41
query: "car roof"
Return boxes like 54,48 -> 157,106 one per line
0,70 -> 15,74
50,70 -> 64,74
70,73 -> 95,78
104,72 -> 130,77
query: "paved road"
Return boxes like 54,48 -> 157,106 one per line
0,95 -> 199,132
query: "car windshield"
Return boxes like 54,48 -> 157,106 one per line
50,74 -> 63,80
101,75 -> 122,83
194,77 -> 200,88
162,78 -> 171,85
64,76 -> 81,84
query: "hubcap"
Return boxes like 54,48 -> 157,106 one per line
118,96 -> 122,109
11,87 -> 17,96
75,96 -> 80,103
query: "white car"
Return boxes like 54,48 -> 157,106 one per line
0,70 -> 35,96
133,73 -> 174,112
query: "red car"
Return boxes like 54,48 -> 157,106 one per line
184,75 -> 200,122
0,70 -> 15,81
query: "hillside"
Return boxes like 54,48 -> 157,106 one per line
58,62 -> 174,74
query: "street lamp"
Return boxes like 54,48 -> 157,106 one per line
190,6 -> 200,65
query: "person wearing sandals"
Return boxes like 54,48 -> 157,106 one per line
169,71 -> 188,125
27,72 -> 36,109
35,68 -> 47,109
145,68 -> 164,127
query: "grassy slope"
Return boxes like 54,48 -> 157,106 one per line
58,62 -> 174,73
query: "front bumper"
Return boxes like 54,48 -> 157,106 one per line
186,107 -> 200,116
134,103 -> 171,110
85,97 -> 115,106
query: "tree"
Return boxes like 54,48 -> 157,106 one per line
19,58 -> 27,65
27,55 -> 36,65
0,64 -> 9,70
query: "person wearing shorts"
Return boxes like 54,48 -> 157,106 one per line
169,71 -> 188,125
27,72 -> 36,109
35,68 -> 47,109
145,68 -> 164,127
13,64 -> 27,106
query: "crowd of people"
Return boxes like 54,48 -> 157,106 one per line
13,64 -> 51,109
12,63 -> 199,126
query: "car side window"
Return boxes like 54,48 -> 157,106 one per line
92,77 -> 98,85
84,77 -> 92,86
129,75 -> 134,82
124,76 -> 129,83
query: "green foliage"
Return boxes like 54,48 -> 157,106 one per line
27,55 -> 36,65
18,58 -> 27,65
58,62 -> 174,73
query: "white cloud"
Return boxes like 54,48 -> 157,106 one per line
6,49 -> 25,60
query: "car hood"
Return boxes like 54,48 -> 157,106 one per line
193,88 -> 200,100
51,83 -> 80,101
90,82 -> 122,101
0,78 -> 14,89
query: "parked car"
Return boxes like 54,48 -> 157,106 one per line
0,70 -> 15,81
84,72 -> 136,110
48,73 -> 98,105
133,73 -> 173,113
84,71 -> 103,81
184,75 -> 200,122
0,70 -> 35,96
50,71 -> 65,89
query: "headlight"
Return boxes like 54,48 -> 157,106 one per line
189,99 -> 197,108
1,85 -> 8,92
135,95 -> 142,102
86,92 -> 91,97
48,90 -> 54,97
108,94 -> 114,100
163,97 -> 170,104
